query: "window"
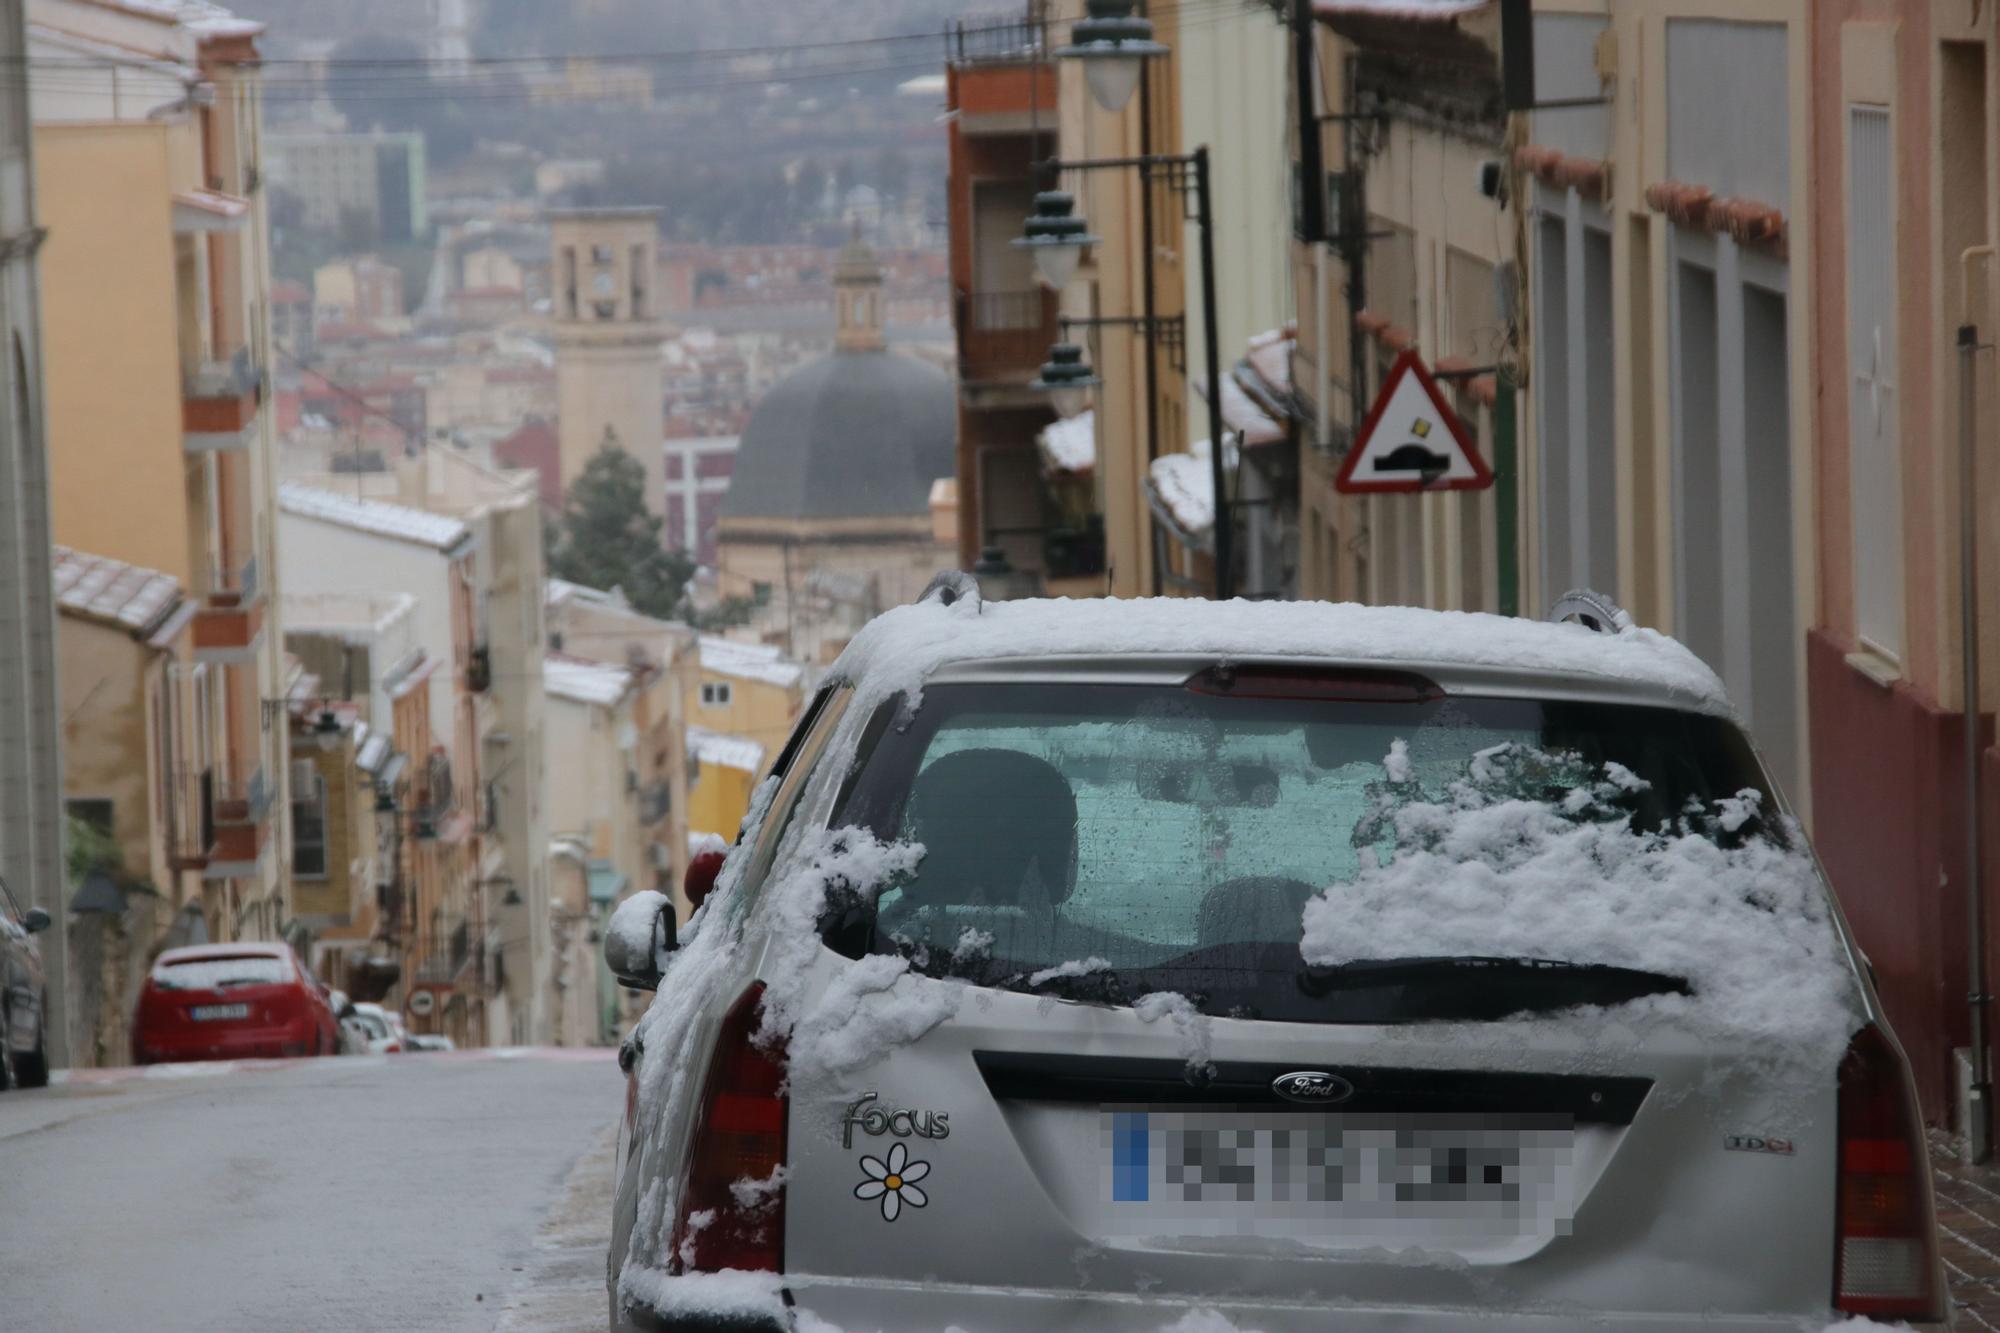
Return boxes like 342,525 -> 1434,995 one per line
291,760 -> 328,879
701,681 -> 733,708
631,243 -> 647,317
591,243 -> 613,264
826,681 -> 1776,1024
1846,104 -> 1901,661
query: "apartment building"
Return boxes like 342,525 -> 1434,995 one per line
265,131 -> 427,241
29,0 -> 293,953
0,0 -> 67,1063
275,484 -> 493,1044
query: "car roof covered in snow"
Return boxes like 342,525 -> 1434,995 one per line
829,596 -> 1733,717
157,942 -> 289,961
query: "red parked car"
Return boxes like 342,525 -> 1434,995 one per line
132,943 -> 339,1064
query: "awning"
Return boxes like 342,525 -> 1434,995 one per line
1037,410 -> 1096,478
1197,372 -> 1285,448
586,858 -> 629,906
172,189 -> 250,234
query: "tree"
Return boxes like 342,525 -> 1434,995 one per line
546,436 -> 694,619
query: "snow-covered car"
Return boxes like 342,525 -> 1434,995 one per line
341,1002 -> 402,1055
132,943 -> 341,1063
604,584 -> 1943,1332
406,1034 -> 456,1052
0,874 -> 52,1089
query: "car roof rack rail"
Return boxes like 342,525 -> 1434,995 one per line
1548,588 -> 1632,634
917,569 -> 983,613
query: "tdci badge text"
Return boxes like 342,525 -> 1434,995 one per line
841,1092 -> 950,1149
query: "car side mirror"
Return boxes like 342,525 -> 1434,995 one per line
685,848 -> 728,912
604,889 -> 676,992
22,907 -> 50,934
338,1001 -> 358,1020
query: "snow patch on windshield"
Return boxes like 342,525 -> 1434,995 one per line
1028,956 -> 1112,987
828,597 -> 1730,717
1299,743 -> 1862,1077
1382,738 -> 1413,784
951,926 -> 994,964
1135,991 -> 1215,1080
1158,1312 -> 1268,1333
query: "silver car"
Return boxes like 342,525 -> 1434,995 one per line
606,584 -> 1944,1331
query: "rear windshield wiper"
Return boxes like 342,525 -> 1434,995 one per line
1298,955 -> 1689,1018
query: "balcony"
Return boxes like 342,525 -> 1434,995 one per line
957,288 -> 1060,394
183,345 -> 266,452
204,767 -> 273,881
191,557 -> 265,663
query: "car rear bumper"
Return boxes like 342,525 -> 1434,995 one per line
620,1280 -> 1949,1333
134,1026 -> 310,1063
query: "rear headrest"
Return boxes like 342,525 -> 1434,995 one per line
903,748 -> 1078,908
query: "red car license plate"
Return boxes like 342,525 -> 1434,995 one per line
190,1003 -> 250,1022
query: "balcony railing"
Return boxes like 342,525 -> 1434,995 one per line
948,10 -> 1047,64
956,287 -> 1059,384
206,767 -> 272,874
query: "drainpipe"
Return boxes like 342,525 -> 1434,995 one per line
1959,243 -> 1992,1165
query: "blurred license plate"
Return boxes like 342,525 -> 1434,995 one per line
190,1004 -> 250,1021
1099,1109 -> 1575,1242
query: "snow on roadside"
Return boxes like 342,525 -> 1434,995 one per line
1300,743 -> 1862,1079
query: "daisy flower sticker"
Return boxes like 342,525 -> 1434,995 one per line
854,1141 -> 930,1221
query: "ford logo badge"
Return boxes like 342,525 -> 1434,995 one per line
1271,1070 -> 1355,1104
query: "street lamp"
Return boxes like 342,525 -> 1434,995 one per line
1058,0 -> 1167,114
311,708 -> 342,753
1013,190 -> 1099,291
1029,147 -> 1235,598
1030,342 -> 1100,418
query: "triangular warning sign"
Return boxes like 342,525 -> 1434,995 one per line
1334,349 -> 1494,494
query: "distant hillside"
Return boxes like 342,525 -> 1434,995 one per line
233,0 -> 978,61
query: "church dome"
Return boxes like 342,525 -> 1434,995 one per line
720,232 -> 955,525
720,352 -> 955,523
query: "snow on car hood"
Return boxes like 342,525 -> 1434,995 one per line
829,596 -> 1732,715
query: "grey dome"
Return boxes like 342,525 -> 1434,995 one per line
721,350 -> 955,523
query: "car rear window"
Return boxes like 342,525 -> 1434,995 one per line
822,679 -> 1781,1024
153,955 -> 291,990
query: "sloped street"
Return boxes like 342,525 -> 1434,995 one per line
0,1051 -> 617,1332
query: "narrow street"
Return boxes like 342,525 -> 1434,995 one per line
0,1051 -> 618,1333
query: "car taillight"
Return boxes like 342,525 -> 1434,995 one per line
671,982 -> 787,1274
1834,1023 -> 1943,1320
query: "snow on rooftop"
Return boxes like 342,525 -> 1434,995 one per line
544,653 -> 634,707
546,577 -> 630,611
698,635 -> 803,688
688,726 -> 765,774
1037,409 -> 1095,476
51,546 -> 181,633
282,591 -> 416,640
279,484 -> 471,552
831,595 -> 1733,717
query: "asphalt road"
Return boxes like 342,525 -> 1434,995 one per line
0,1049 -> 621,1333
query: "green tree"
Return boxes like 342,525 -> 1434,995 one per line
547,436 -> 694,619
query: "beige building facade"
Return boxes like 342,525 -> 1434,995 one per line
550,207 -> 667,517
30,0 -> 294,953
